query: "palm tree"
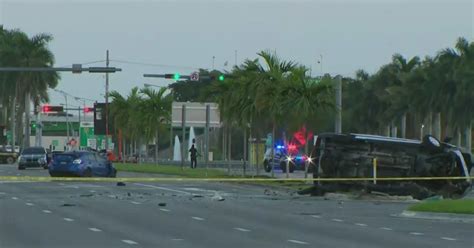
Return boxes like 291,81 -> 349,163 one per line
140,87 -> 173,163
0,29 -> 58,147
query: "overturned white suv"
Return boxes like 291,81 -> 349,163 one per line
309,133 -> 472,199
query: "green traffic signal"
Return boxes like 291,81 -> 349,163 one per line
218,75 -> 225,81
174,73 -> 181,80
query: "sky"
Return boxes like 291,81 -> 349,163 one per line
1,0 -> 473,106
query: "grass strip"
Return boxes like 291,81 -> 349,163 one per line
408,199 -> 474,215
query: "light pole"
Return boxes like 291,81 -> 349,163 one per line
54,90 -> 70,150
318,54 -> 323,76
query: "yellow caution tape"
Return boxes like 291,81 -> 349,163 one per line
0,176 -> 472,182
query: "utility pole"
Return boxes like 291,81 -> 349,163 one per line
105,50 -> 110,151
335,75 -> 342,134
212,56 -> 215,70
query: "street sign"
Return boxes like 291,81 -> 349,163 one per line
171,102 -> 221,128
190,72 -> 199,81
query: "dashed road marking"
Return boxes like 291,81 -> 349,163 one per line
171,238 -> 184,241
331,218 -> 343,222
409,232 -> 424,236
160,208 -> 170,212
122,240 -> 138,245
63,218 -> 74,222
355,223 -> 367,227
234,227 -> 251,232
380,227 -> 393,231
131,201 -> 141,205
42,210 -> 52,214
88,228 -> 102,232
11,197 -> 18,200
287,239 -> 309,245
26,202 -> 34,206
441,237 -> 456,241
89,190 -> 96,193
191,216 -> 205,221
311,215 -> 321,218
134,183 -> 192,195
0,192 -> 6,195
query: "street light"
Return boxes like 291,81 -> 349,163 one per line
54,89 -> 71,149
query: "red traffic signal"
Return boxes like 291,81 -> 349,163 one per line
42,105 -> 63,113
83,107 -> 94,113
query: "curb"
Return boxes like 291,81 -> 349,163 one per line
397,210 -> 474,223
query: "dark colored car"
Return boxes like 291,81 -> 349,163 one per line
18,147 -> 48,170
263,145 -> 309,173
49,151 -> 117,177
310,133 -> 472,199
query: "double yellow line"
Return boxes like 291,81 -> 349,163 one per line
0,176 -> 472,182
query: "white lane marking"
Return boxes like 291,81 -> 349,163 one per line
122,240 -> 138,245
89,190 -> 96,193
160,208 -> 170,212
191,216 -> 205,221
58,183 -> 66,186
311,215 -> 321,218
409,232 -> 424,236
42,210 -> 52,214
441,237 -> 456,241
380,227 -> 393,231
63,218 -> 74,222
0,192 -> 6,195
26,202 -> 34,206
234,227 -> 251,232
331,218 -> 343,222
16,173 -> 21,176
171,238 -> 184,241
134,183 -> 193,195
355,223 -> 367,227
11,197 -> 18,200
131,201 -> 141,205
88,228 -> 102,232
287,239 -> 309,245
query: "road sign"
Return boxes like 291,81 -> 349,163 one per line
171,102 -> 221,128
190,72 -> 199,81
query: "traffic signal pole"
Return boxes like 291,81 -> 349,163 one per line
105,50 -> 110,151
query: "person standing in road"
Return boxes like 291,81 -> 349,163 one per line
189,144 -> 198,169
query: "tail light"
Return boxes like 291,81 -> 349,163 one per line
72,159 -> 82,165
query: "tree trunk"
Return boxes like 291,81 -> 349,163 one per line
243,128 -> 247,177
384,125 -> 390,137
255,131 -> 260,176
10,96 -> 16,148
390,120 -> 397,137
456,130 -> 461,147
271,121 -> 276,178
155,129 -> 159,164
222,125 -> 226,161
304,124 -> 309,179
227,128 -> 232,175
401,113 -> 407,138
433,112 -> 441,139
465,122 -> 472,152
426,112 -> 433,135
24,91 -> 31,147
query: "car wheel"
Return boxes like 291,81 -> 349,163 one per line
6,157 -> 14,164
110,169 -> 117,178
263,160 -> 272,172
83,168 -> 92,177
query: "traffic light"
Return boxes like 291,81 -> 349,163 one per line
164,73 -> 181,80
42,105 -> 63,113
83,107 -> 93,113
218,75 -> 225,81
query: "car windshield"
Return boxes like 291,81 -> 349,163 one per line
21,148 -> 45,155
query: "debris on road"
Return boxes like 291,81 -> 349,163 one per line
61,203 -> 76,207
158,202 -> 167,207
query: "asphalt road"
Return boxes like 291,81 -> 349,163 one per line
0,164 -> 472,248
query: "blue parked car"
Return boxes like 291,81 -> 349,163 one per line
49,151 -> 117,177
